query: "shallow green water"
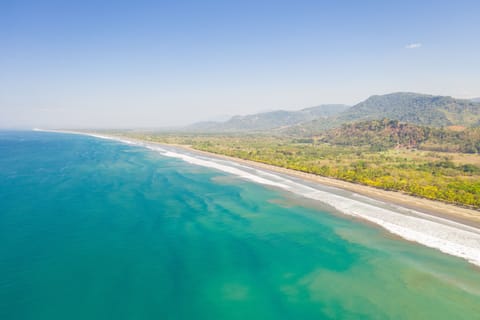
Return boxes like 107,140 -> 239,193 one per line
0,131 -> 479,319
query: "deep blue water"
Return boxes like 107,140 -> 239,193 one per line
0,131 -> 479,320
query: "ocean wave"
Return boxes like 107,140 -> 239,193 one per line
147,141 -> 480,267
154,149 -> 291,189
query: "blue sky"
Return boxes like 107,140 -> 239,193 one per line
1,0 -> 479,128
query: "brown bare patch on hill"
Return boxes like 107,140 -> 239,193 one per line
447,126 -> 466,132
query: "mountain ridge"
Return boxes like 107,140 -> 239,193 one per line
284,92 -> 480,134
186,104 -> 350,132
185,92 -> 480,133
337,92 -> 480,126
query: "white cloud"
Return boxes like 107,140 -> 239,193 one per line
405,43 -> 422,49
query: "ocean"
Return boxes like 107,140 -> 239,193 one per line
1,130 -> 479,319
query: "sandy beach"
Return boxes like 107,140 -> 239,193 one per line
149,141 -> 480,267
46,130 -> 480,226
65,130 -> 478,225
158,144 -> 480,226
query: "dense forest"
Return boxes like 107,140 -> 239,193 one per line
312,119 -> 480,153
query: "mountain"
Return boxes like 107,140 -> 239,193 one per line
187,92 -> 480,134
471,98 -> 480,103
336,92 -> 480,127
285,92 -> 480,135
187,104 -> 350,132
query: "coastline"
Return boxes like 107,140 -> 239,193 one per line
174,144 -> 480,228
37,129 -> 480,225
34,129 -> 480,267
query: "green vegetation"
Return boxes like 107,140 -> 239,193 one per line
314,119 -> 480,153
110,92 -> 480,209
187,92 -> 480,134
285,92 -> 480,134
123,132 -> 480,209
335,92 -> 480,127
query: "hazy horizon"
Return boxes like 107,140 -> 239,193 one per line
1,91 -> 479,130
1,1 -> 479,129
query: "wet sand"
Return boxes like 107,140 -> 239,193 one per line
169,144 -> 480,229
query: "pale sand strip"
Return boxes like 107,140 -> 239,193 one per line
170,144 -> 480,228
143,142 -> 480,266
37,129 -> 480,227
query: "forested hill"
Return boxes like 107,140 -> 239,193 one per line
187,104 -> 349,132
336,92 -> 480,127
186,92 -> 480,133
284,92 -> 480,135
312,119 -> 480,153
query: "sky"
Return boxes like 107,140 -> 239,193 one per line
1,0 -> 479,128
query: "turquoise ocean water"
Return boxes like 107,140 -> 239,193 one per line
1,131 -> 479,319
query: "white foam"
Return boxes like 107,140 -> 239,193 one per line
149,144 -> 480,266
157,149 -> 291,189
37,130 -> 480,267
144,140 -> 480,267
299,187 -> 480,266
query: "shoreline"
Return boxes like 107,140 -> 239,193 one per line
174,144 -> 480,228
34,129 -> 480,267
